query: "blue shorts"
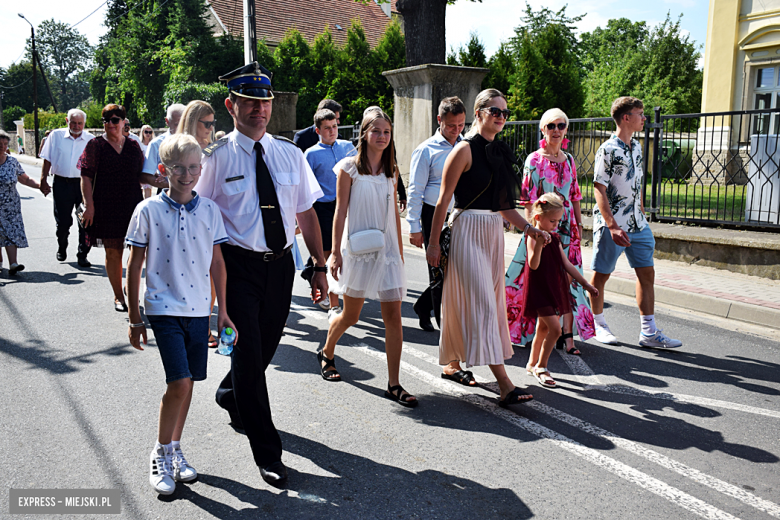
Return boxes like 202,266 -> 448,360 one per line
591,225 -> 655,274
147,315 -> 209,384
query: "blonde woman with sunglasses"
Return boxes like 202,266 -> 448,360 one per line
177,101 -> 216,150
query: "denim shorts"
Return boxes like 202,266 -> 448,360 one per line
147,315 -> 209,384
591,225 -> 655,274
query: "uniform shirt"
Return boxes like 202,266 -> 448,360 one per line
125,190 -> 228,316
196,129 -> 323,252
304,139 -> 356,203
593,134 -> 648,234
40,128 -> 95,178
142,130 -> 171,175
406,130 -> 460,233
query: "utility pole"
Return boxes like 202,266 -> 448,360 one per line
0,91 -> 4,131
243,0 -> 257,64
35,51 -> 58,113
19,13 -> 39,157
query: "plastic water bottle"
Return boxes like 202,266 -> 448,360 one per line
216,327 -> 236,356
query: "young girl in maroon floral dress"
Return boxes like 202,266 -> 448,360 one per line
522,193 -> 598,388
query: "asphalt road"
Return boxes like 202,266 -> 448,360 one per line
2,162 -> 779,519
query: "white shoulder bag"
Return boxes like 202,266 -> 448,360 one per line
347,178 -> 391,255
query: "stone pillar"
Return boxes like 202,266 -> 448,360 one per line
382,64 -> 488,182
267,92 -> 298,138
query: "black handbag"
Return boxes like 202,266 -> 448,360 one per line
428,173 -> 492,289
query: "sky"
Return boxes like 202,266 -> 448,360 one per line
0,0 -> 709,69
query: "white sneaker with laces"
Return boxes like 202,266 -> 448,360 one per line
327,306 -> 342,324
594,323 -> 618,345
639,329 -> 682,348
318,299 -> 331,310
149,445 -> 175,495
172,445 -> 197,482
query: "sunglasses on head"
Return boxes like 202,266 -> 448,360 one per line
103,116 -> 122,125
199,120 -> 217,129
546,122 -> 567,131
482,107 -> 510,119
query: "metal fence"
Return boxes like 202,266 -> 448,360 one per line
501,108 -> 780,230
653,107 -> 780,228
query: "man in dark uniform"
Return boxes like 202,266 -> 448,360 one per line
196,62 -> 328,487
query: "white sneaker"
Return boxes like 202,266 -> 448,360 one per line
639,329 -> 682,349
327,306 -> 342,324
171,444 -> 197,482
318,299 -> 331,310
594,323 -> 618,345
149,445 -> 175,495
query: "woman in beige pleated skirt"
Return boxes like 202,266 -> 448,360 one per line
427,89 -> 550,407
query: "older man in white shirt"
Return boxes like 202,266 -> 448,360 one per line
142,104 -> 185,184
40,108 -> 95,267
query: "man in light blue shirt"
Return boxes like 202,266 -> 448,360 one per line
142,104 -> 186,184
303,109 -> 356,312
407,97 -> 466,331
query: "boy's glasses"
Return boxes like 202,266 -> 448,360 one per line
164,164 -> 202,176
546,122 -> 567,131
103,116 -> 122,125
482,107 -> 510,119
199,120 -> 217,129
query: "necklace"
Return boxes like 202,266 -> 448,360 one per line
543,147 -> 561,159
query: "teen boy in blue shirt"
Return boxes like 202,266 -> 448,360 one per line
303,109 -> 356,316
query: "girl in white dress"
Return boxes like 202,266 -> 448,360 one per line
321,110 -> 416,407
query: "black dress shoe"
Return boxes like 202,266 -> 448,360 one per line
260,461 -> 288,487
77,257 -> 91,268
413,302 -> 435,332
56,249 -> 67,262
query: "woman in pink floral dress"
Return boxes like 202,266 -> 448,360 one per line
505,108 -> 595,354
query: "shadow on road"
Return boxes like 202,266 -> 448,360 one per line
162,433 -> 533,518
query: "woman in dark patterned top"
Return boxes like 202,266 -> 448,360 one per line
426,89 -> 549,408
78,104 -> 165,312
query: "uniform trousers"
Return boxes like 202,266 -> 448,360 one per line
414,203 -> 443,325
53,175 -> 90,258
216,244 -> 295,467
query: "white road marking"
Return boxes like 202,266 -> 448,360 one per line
557,351 -> 780,419
356,344 -> 741,520
289,303 -> 326,321
402,343 -> 780,518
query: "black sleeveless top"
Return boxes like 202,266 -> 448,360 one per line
453,134 -> 521,211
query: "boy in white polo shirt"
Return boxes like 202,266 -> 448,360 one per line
125,133 -> 234,495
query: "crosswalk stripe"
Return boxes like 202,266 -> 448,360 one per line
355,344 -> 741,520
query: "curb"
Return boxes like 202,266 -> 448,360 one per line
11,154 -> 44,167
582,269 -> 780,330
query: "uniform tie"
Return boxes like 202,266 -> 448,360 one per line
254,142 -> 286,253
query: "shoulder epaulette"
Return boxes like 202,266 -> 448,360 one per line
203,136 -> 229,157
272,134 -> 297,146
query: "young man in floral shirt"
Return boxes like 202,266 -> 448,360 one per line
589,96 -> 682,349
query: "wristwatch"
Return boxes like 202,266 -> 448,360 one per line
313,266 -> 328,273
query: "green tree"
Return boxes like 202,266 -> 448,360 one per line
507,4 -> 585,119
91,0 -> 241,126
483,42 -> 515,95
26,19 -> 93,110
580,15 -> 702,116
0,61 -> 52,113
447,32 -> 488,68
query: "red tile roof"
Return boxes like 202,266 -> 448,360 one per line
208,0 -> 399,48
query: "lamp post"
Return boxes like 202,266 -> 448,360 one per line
18,13 -> 39,158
